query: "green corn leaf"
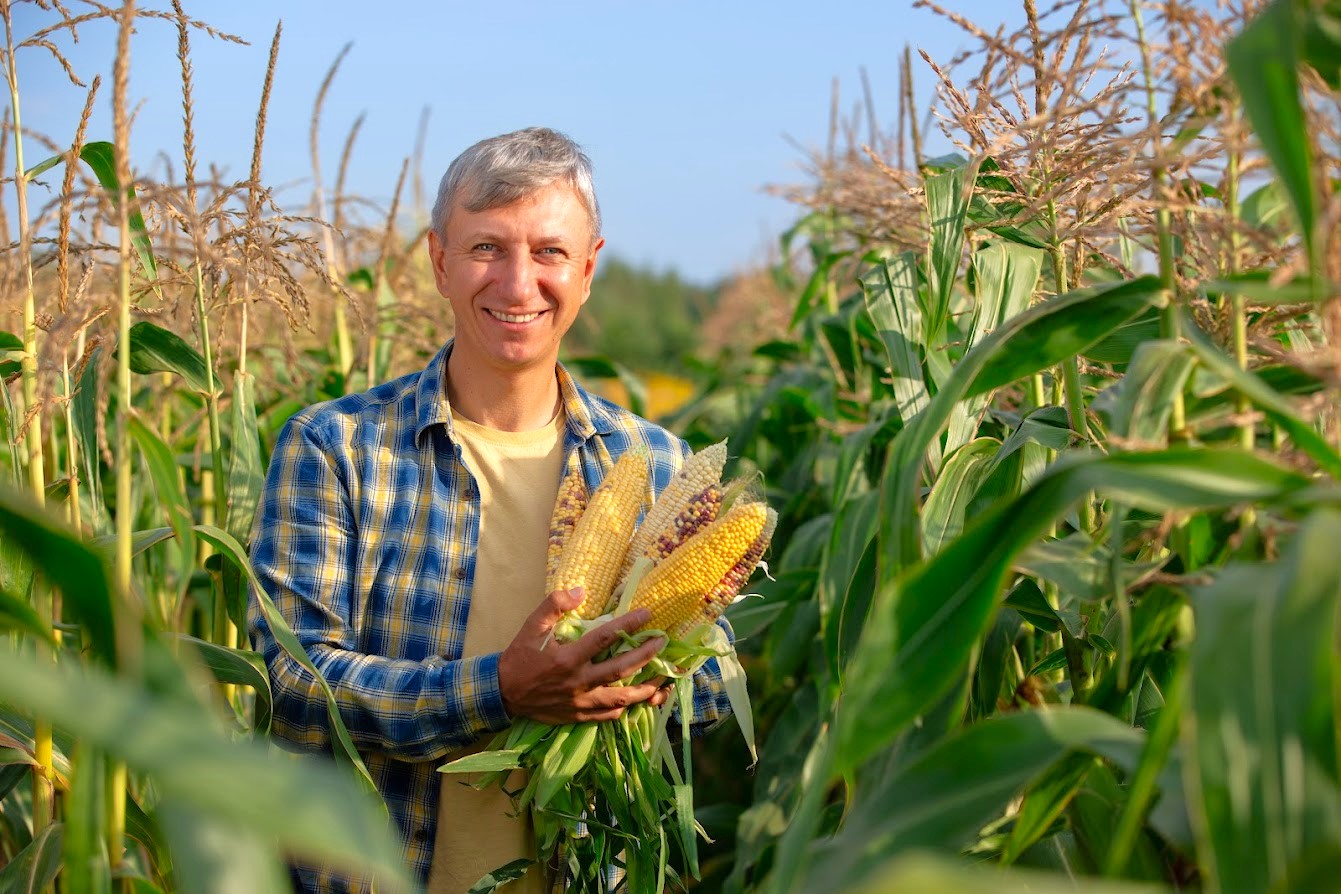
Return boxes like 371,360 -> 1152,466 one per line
844,448 -> 1311,773
466,859 -> 535,894
126,321 -> 212,395
0,487 -> 118,666
1003,578 -> 1075,636
1084,309 -> 1164,366
920,438 -> 999,557
1185,325 -> 1341,477
711,625 -> 757,763
802,707 -> 1144,893
0,822 -> 63,894
923,164 -> 973,345
879,275 -> 1163,574
71,343 -> 106,532
972,605 -> 1022,720
193,523 -> 382,810
946,241 -> 1042,451
25,142 -> 161,295
128,414 -> 196,609
1300,0 -> 1341,87
125,788 -> 172,890
1095,340 -> 1196,447
176,634 -> 273,736
1226,0 -> 1317,269
0,646 -> 409,890
62,744 -> 111,894
534,721 -> 598,810
818,490 -> 880,689
1186,508 -> 1341,894
964,277 -> 1165,398
1000,753 -> 1096,864
1202,271 -> 1321,304
0,329 -> 21,378
842,851 -> 1165,894
1017,535 -> 1165,604
156,800 -> 291,894
862,253 -> 928,427
0,584 -> 53,643
91,526 -> 177,558
438,749 -> 528,775
225,371 -> 264,544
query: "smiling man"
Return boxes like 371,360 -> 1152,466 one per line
247,128 -> 732,894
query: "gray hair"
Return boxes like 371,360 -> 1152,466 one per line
430,127 -> 601,241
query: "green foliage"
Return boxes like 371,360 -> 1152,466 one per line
569,255 -> 716,372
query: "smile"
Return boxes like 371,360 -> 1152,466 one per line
487,309 -> 543,323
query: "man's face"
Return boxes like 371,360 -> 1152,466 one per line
429,181 -> 603,377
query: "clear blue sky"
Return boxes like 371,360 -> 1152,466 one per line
18,2 -> 1049,284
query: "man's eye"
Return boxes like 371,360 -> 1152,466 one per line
473,243 -> 498,252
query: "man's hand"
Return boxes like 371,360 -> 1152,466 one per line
498,588 -> 671,724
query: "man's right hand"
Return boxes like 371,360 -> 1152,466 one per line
497,588 -> 667,724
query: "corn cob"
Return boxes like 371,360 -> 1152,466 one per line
550,450 -> 649,619
641,483 -> 722,563
678,506 -> 778,637
545,462 -> 589,593
628,501 -> 769,635
621,441 -> 728,578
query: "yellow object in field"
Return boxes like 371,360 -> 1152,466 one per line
549,451 -> 648,619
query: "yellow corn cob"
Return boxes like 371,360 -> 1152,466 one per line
550,450 -> 649,619
621,441 -> 728,578
677,506 -> 778,637
544,461 -> 588,594
628,501 -> 769,635
642,483 -> 722,563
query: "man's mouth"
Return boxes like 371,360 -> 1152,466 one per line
486,309 -> 543,323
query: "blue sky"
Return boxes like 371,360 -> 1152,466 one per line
18,2 -> 1040,284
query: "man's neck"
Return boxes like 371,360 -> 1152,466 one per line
445,349 -> 562,432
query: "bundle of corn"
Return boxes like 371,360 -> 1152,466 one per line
440,441 -> 774,893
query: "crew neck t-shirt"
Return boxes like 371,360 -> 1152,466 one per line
427,409 -> 565,894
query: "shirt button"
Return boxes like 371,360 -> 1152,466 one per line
413,828 -> 430,843
455,566 -> 469,580
464,485 -> 478,499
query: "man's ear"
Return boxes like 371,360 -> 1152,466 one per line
428,230 -> 449,297
580,236 -> 605,305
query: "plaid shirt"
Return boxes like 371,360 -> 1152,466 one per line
247,341 -> 733,893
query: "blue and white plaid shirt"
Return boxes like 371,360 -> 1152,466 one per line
247,341 -> 733,892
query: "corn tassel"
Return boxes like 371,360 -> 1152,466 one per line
545,461 -> 588,593
622,441 -> 727,578
550,450 -> 649,619
629,501 -> 769,635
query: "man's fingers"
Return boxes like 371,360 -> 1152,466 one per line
522,587 -> 583,638
581,635 -> 665,688
571,607 -> 651,662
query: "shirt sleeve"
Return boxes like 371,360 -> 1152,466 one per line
247,414 -> 510,762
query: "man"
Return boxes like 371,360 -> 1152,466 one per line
247,127 -> 732,894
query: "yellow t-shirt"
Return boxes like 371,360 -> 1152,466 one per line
427,409 -> 565,894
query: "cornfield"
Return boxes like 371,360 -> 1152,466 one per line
1,0 -> 1339,892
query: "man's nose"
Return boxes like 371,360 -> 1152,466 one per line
498,252 -> 541,301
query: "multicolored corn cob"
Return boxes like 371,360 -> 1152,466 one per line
640,483 -> 723,563
545,462 -> 589,593
627,501 -> 770,635
621,441 -> 728,578
680,506 -> 778,637
549,451 -> 649,619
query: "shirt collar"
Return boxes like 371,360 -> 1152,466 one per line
413,340 -> 618,447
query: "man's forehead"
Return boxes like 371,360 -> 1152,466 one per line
447,183 -> 596,240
